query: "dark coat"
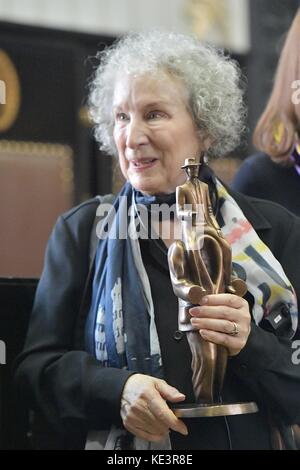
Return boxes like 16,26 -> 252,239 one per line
14,190 -> 300,449
231,152 -> 300,217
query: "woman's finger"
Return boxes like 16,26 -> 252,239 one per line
147,392 -> 188,436
189,304 -> 249,322
190,317 -> 245,335
194,293 -> 246,308
122,399 -> 170,435
199,328 -> 248,356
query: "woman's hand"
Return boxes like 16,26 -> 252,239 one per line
120,374 -> 188,442
189,293 -> 251,356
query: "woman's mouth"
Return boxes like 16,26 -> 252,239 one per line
130,159 -> 158,170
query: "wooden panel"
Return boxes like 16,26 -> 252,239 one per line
0,141 -> 73,277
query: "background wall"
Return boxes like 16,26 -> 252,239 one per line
0,0 -> 250,53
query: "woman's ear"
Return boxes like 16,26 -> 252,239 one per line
202,135 -> 212,152
198,129 -> 213,153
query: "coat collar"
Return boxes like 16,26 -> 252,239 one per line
228,188 -> 272,232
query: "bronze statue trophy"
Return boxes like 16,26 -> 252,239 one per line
168,158 -> 258,418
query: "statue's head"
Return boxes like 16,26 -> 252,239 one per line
181,158 -> 201,178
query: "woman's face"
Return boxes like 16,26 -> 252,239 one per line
113,73 -> 205,195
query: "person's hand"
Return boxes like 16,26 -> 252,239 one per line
120,374 -> 188,442
189,293 -> 251,356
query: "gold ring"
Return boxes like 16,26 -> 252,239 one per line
229,321 -> 239,336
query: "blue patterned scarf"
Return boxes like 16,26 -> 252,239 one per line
85,182 -> 164,377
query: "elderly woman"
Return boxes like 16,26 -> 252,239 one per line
15,31 -> 300,450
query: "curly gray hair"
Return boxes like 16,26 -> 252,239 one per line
89,31 -> 246,158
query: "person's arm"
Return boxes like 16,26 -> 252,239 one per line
230,212 -> 300,424
189,293 -> 300,424
176,186 -> 188,218
190,208 -> 300,425
231,323 -> 300,423
176,186 -> 197,220
14,205 -> 134,442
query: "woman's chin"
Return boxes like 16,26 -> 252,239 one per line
134,187 -> 157,196
129,179 -> 159,196
130,184 -> 173,196
128,176 -> 175,196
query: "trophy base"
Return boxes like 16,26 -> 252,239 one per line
172,402 -> 258,418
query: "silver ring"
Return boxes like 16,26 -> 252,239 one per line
229,321 -> 239,336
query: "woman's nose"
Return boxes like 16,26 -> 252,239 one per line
126,119 -> 148,149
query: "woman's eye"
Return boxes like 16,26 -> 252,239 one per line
116,113 -> 128,121
147,111 -> 163,119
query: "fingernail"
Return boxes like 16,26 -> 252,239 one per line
189,308 -> 198,316
200,296 -> 208,305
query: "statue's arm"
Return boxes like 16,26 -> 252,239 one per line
168,241 -> 207,304
205,187 -> 223,234
176,187 -> 196,220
